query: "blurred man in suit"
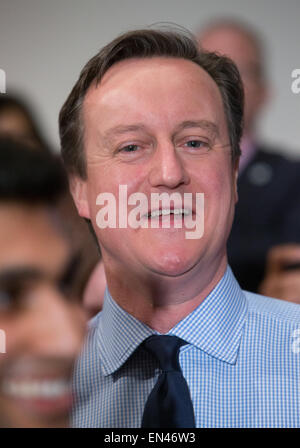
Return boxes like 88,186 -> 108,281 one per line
198,20 -> 300,293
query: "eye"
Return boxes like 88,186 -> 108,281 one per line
0,286 -> 27,312
0,290 -> 12,311
119,144 -> 139,153
0,272 -> 41,313
184,139 -> 210,149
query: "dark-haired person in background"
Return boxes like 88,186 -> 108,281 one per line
198,19 -> 300,294
0,139 -> 86,427
60,28 -> 300,428
0,95 -> 51,151
82,258 -> 106,319
0,94 -> 104,317
259,243 -> 300,303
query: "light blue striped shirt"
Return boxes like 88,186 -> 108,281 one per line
72,266 -> 300,427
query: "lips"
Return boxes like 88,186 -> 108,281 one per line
1,377 -> 73,416
147,208 -> 192,218
3,378 -> 71,399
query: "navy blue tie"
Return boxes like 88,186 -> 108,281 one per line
141,335 -> 195,428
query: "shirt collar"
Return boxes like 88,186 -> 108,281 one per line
167,266 -> 248,364
96,289 -> 157,376
97,266 -> 247,375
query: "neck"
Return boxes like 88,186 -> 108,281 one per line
104,255 -> 228,333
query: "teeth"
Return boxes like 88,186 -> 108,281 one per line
150,208 -> 191,217
2,379 -> 70,399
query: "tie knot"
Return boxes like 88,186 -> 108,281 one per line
142,335 -> 186,372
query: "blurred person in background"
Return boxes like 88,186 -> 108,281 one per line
0,95 -> 51,151
0,94 -> 105,317
0,138 -> 86,427
259,244 -> 300,303
198,19 -> 300,295
56,191 -> 106,318
82,257 -> 106,319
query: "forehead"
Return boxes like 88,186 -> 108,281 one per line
0,204 -> 69,276
83,57 -> 225,127
99,56 -> 216,88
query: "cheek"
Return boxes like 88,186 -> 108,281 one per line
0,318 -> 28,354
87,162 -> 147,195
193,162 -> 235,224
192,161 -> 230,200
86,163 -> 149,221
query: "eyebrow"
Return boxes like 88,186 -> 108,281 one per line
172,120 -> 219,138
102,124 -> 148,142
102,120 -> 219,142
0,267 -> 42,288
0,267 -> 42,307
0,253 -> 81,293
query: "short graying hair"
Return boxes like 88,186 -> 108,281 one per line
59,27 -> 244,179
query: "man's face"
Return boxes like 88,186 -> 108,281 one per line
199,27 -> 267,136
0,204 -> 85,427
73,57 -> 238,283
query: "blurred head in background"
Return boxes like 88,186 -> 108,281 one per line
0,95 -> 51,151
82,258 -> 106,319
0,93 -> 104,318
0,139 -> 86,427
198,19 -> 268,141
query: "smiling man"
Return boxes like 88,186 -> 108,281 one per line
0,139 -> 85,427
59,29 -> 300,428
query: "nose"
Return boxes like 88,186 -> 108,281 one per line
148,141 -> 190,189
27,285 -> 86,358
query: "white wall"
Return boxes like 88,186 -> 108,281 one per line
0,0 -> 299,155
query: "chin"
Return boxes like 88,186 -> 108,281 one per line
145,248 -> 200,278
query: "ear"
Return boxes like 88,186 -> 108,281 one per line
69,175 -> 91,219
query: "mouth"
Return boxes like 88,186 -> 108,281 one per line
147,207 -> 193,218
1,377 -> 73,416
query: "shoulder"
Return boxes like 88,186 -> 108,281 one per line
255,146 -> 300,175
243,290 -> 300,326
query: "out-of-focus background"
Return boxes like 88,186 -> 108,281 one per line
0,0 -> 299,155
